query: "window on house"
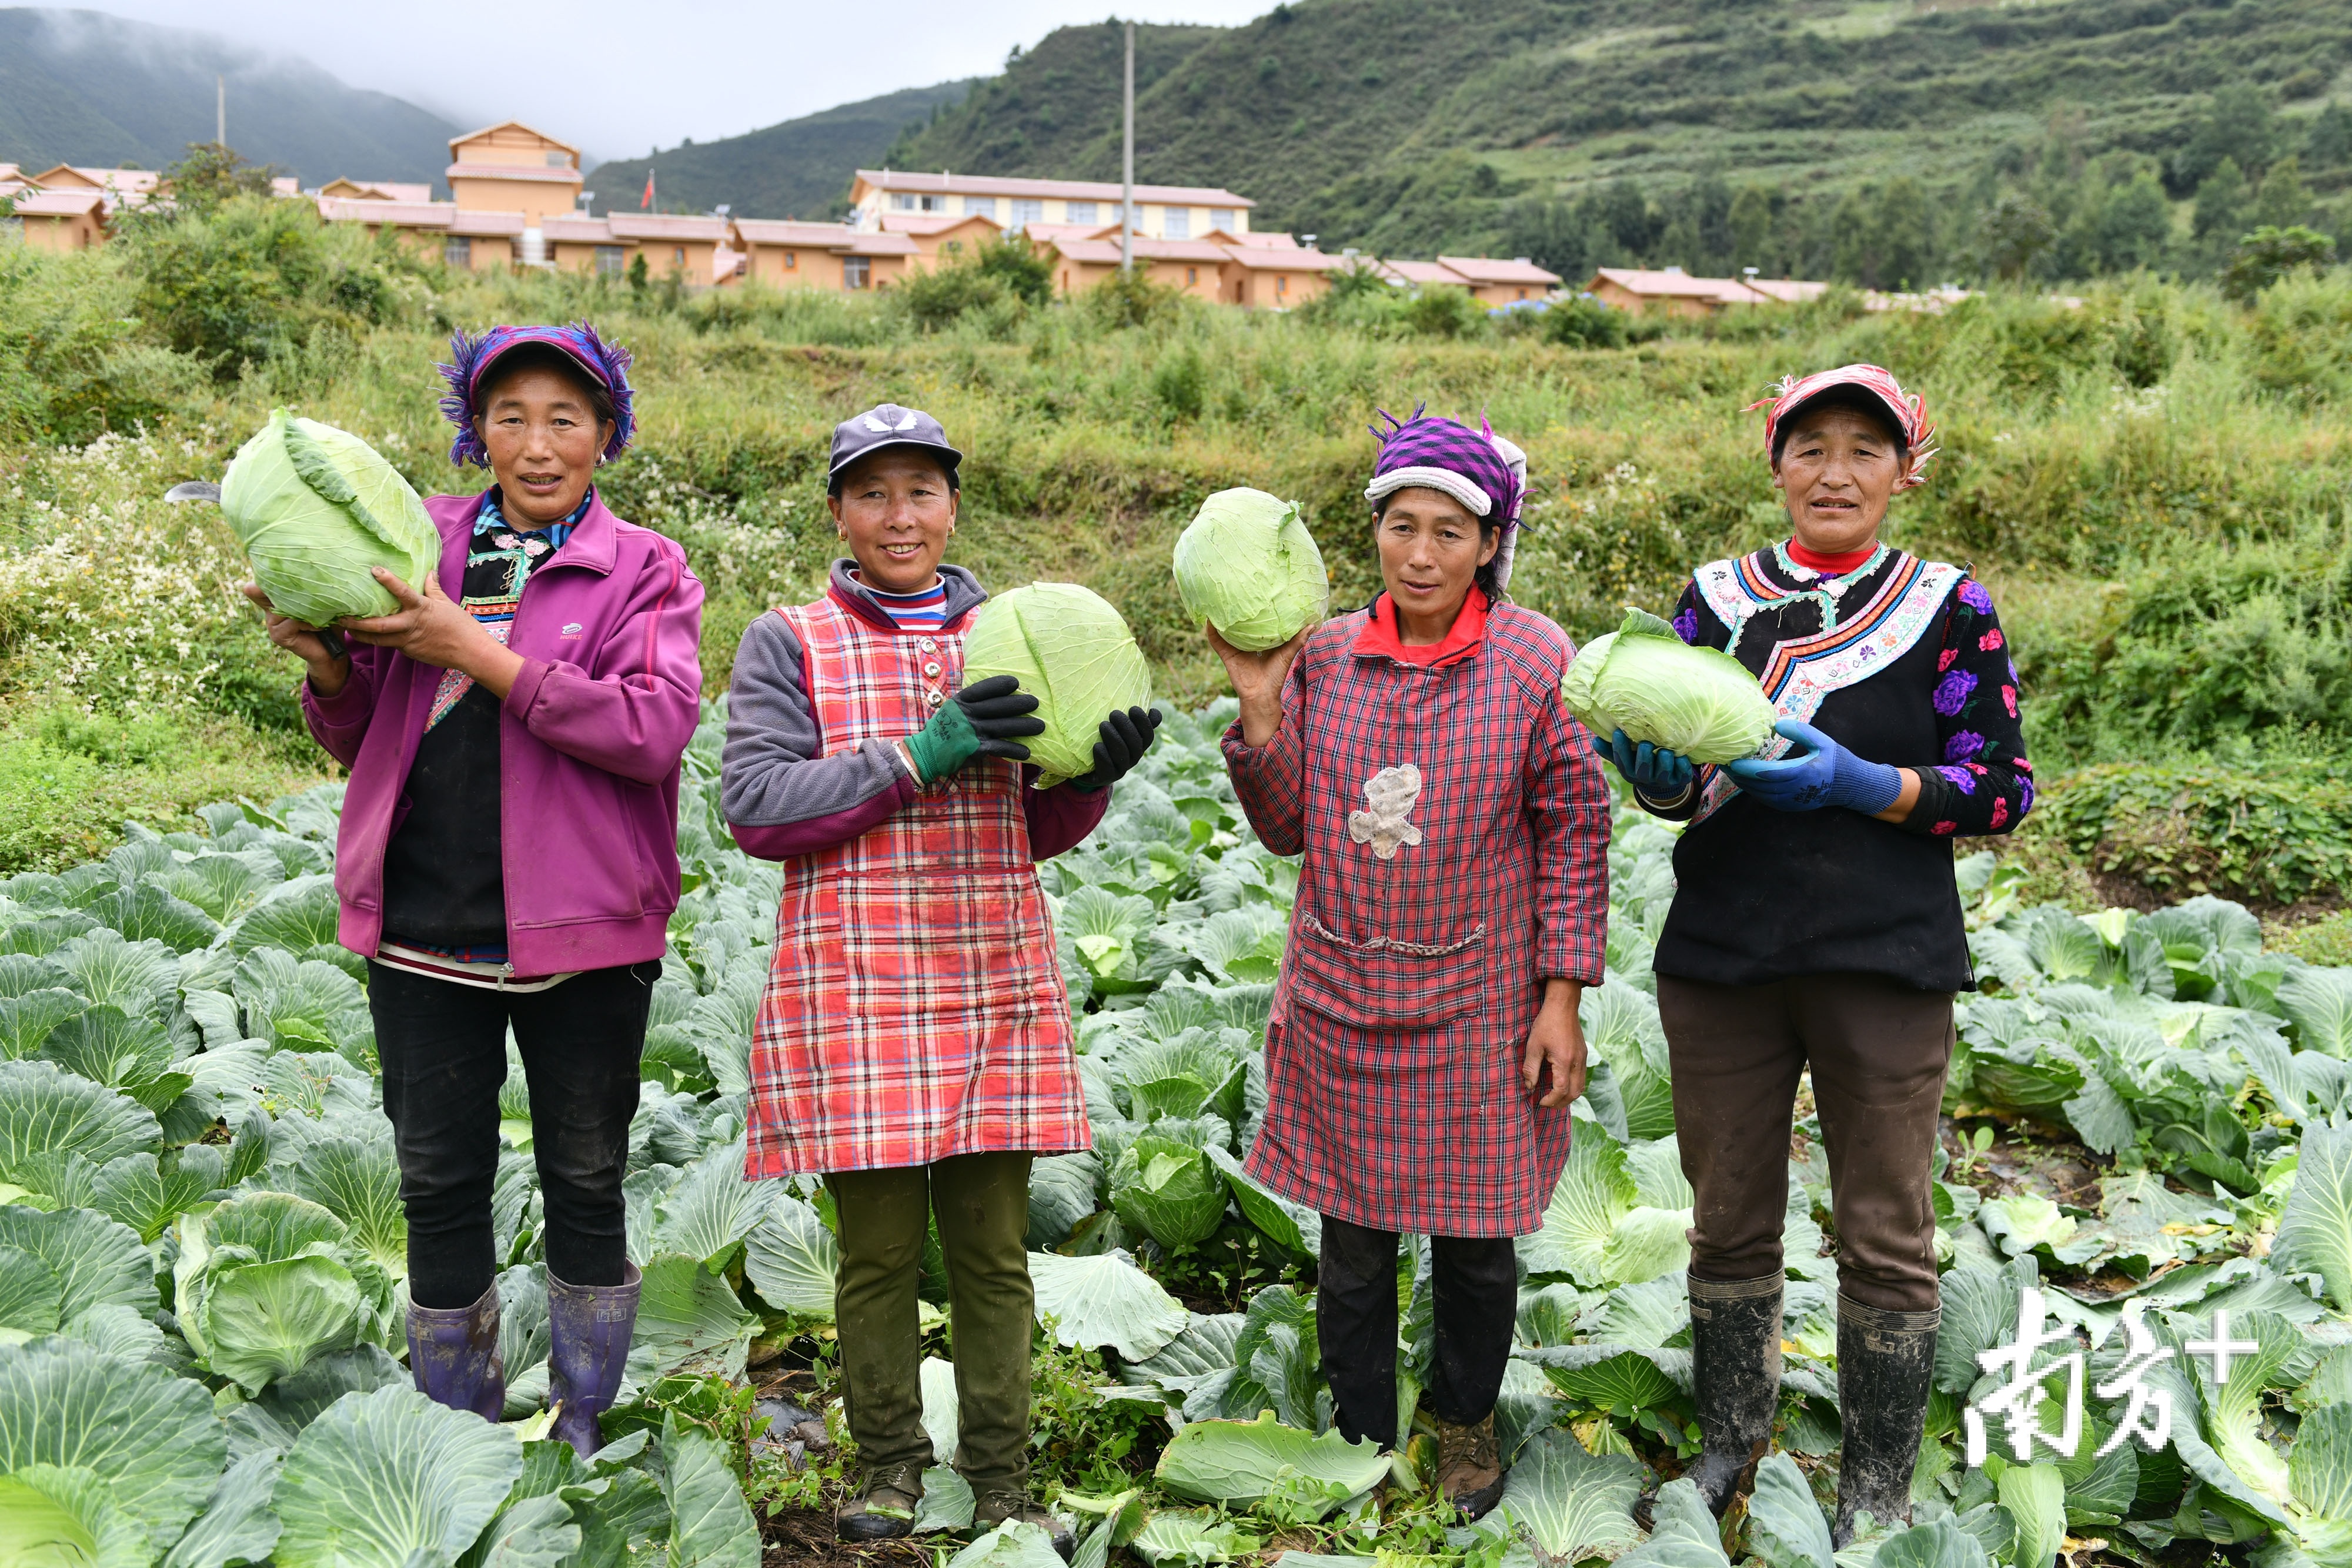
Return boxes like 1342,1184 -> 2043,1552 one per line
890,193 -> 917,211
1210,208 -> 1237,233
1277,275 -> 1288,297
544,151 -> 568,167
783,250 -> 797,269
1186,266 -> 1198,285
964,196 -> 997,219
844,256 -> 871,289
594,245 -> 623,275
672,247 -> 685,265
1010,199 -> 1043,230
943,240 -> 962,256
920,194 -> 944,212
1164,208 -> 1191,240
444,235 -> 472,268
1064,201 -> 1097,225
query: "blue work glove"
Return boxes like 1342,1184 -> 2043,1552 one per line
1589,728 -> 1695,800
1723,718 -> 1903,814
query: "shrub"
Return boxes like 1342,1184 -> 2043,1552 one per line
1540,295 -> 1629,349
2014,760 -> 2352,907
1398,284 -> 1487,339
0,245 -> 206,441
2222,226 -> 2337,305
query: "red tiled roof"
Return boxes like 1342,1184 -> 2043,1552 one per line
878,212 -> 1004,237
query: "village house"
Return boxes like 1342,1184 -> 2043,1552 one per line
1585,267 -> 1828,317
1373,255 -> 1564,305
732,221 -> 917,289
849,169 -> 1253,242
544,212 -> 733,286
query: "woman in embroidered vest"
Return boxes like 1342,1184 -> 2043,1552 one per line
1592,365 -> 2032,1543
721,403 -> 1158,1552
1209,410 -> 1612,1520
248,323 -> 706,1453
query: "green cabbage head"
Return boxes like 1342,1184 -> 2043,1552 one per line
963,581 -> 1154,788
1561,607 -> 1777,764
220,408 -> 441,627
1171,487 -> 1329,651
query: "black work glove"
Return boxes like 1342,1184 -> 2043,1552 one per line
1070,706 -> 1162,791
903,674 -> 1046,783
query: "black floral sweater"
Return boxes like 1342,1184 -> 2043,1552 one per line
1642,547 -> 2033,990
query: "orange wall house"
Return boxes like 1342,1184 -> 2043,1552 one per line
317,198 -> 519,269
1435,255 -> 1561,305
1217,238 -> 1347,307
445,122 -> 583,232
543,213 -> 731,285
877,211 -> 1007,272
11,189 -> 108,251
1037,230 -> 1231,300
1585,267 -> 1826,317
716,222 -> 918,290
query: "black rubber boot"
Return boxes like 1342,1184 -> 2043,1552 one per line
838,1463 -> 923,1542
1832,1296 -> 1939,1547
1684,1272 -> 1783,1517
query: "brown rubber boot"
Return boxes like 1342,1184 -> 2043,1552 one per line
837,1462 -> 923,1542
1434,1412 -> 1507,1521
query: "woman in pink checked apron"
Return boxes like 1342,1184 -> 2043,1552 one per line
720,403 -> 1158,1554
1208,409 -> 1613,1520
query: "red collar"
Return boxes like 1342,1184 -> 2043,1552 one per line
1355,586 -> 1489,667
1786,538 -> 1878,573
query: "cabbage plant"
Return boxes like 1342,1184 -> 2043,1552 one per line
1561,606 -> 1777,764
963,582 -> 1153,787
220,409 -> 442,628
1171,488 -> 1328,651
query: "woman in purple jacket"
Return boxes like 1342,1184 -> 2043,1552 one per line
243,323 -> 704,1454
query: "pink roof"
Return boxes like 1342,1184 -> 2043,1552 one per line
542,215 -> 613,242
878,212 -> 1004,237
319,197 -> 453,226
11,189 -> 106,218
1017,222 -> 1114,245
1591,267 -> 1756,300
735,219 -> 857,248
1438,255 -> 1561,286
856,169 -> 1252,208
844,231 -> 918,256
31,165 -> 161,194
1219,243 -> 1345,273
326,179 -> 434,203
270,176 -> 301,196
1379,259 -> 1463,286
607,212 -> 729,242
1215,229 -> 1294,249
448,210 -> 525,237
445,163 -> 582,186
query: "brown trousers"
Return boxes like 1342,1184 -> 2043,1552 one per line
1656,972 -> 1953,1313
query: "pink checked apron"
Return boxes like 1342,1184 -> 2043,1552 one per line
744,593 -> 1091,1178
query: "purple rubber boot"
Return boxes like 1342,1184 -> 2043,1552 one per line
407,1283 -> 505,1420
547,1262 -> 640,1456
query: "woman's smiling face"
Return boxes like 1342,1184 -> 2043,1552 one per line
829,449 -> 958,594
475,365 -> 611,527
1772,404 -> 1904,555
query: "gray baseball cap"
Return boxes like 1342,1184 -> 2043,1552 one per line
827,403 -> 962,493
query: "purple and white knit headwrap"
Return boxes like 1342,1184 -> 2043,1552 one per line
1364,406 -> 1531,589
437,322 -> 637,469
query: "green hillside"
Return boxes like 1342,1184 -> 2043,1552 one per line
586,80 -> 982,220
0,8 -> 459,188
884,0 -> 2352,285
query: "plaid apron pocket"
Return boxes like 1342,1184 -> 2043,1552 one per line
1286,912 -> 1487,1031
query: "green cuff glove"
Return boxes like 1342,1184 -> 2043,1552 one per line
903,674 -> 1044,784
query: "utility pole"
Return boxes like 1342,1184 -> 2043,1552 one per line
1121,19 -> 1134,276
216,75 -> 225,148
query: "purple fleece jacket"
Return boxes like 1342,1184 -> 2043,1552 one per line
721,561 -> 1108,861
302,492 -> 706,975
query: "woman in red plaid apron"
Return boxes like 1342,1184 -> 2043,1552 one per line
1210,409 -> 1611,1518
721,404 -> 1158,1551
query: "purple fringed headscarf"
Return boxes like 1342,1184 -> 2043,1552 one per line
1362,405 -> 1531,590
437,322 -> 637,469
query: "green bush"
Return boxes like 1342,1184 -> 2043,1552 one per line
0,245 -> 207,441
1398,284 -> 1488,339
2223,225 -> 2337,306
2016,760 -> 2352,907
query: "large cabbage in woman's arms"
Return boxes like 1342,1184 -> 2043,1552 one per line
964,581 -> 1154,788
1171,487 -> 1328,652
1562,607 -> 1776,764
221,408 -> 442,627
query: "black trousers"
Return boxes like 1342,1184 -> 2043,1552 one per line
1318,1214 -> 1518,1446
370,959 -> 657,1310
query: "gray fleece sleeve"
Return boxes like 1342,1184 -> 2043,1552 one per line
720,613 -> 916,850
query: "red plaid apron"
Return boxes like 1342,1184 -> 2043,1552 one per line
744,591 -> 1090,1178
1232,606 -> 1612,1236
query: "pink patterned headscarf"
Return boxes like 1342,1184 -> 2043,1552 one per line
1746,364 -> 1938,492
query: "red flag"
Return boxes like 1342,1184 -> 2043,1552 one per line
640,169 -> 654,210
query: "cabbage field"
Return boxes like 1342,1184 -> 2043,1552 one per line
0,693 -> 2346,1568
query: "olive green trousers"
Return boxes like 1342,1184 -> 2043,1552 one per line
828,1152 -> 1035,1493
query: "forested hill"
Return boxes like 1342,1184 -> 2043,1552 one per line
0,8 -> 458,187
587,81 -> 983,220
883,0 -> 2352,280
